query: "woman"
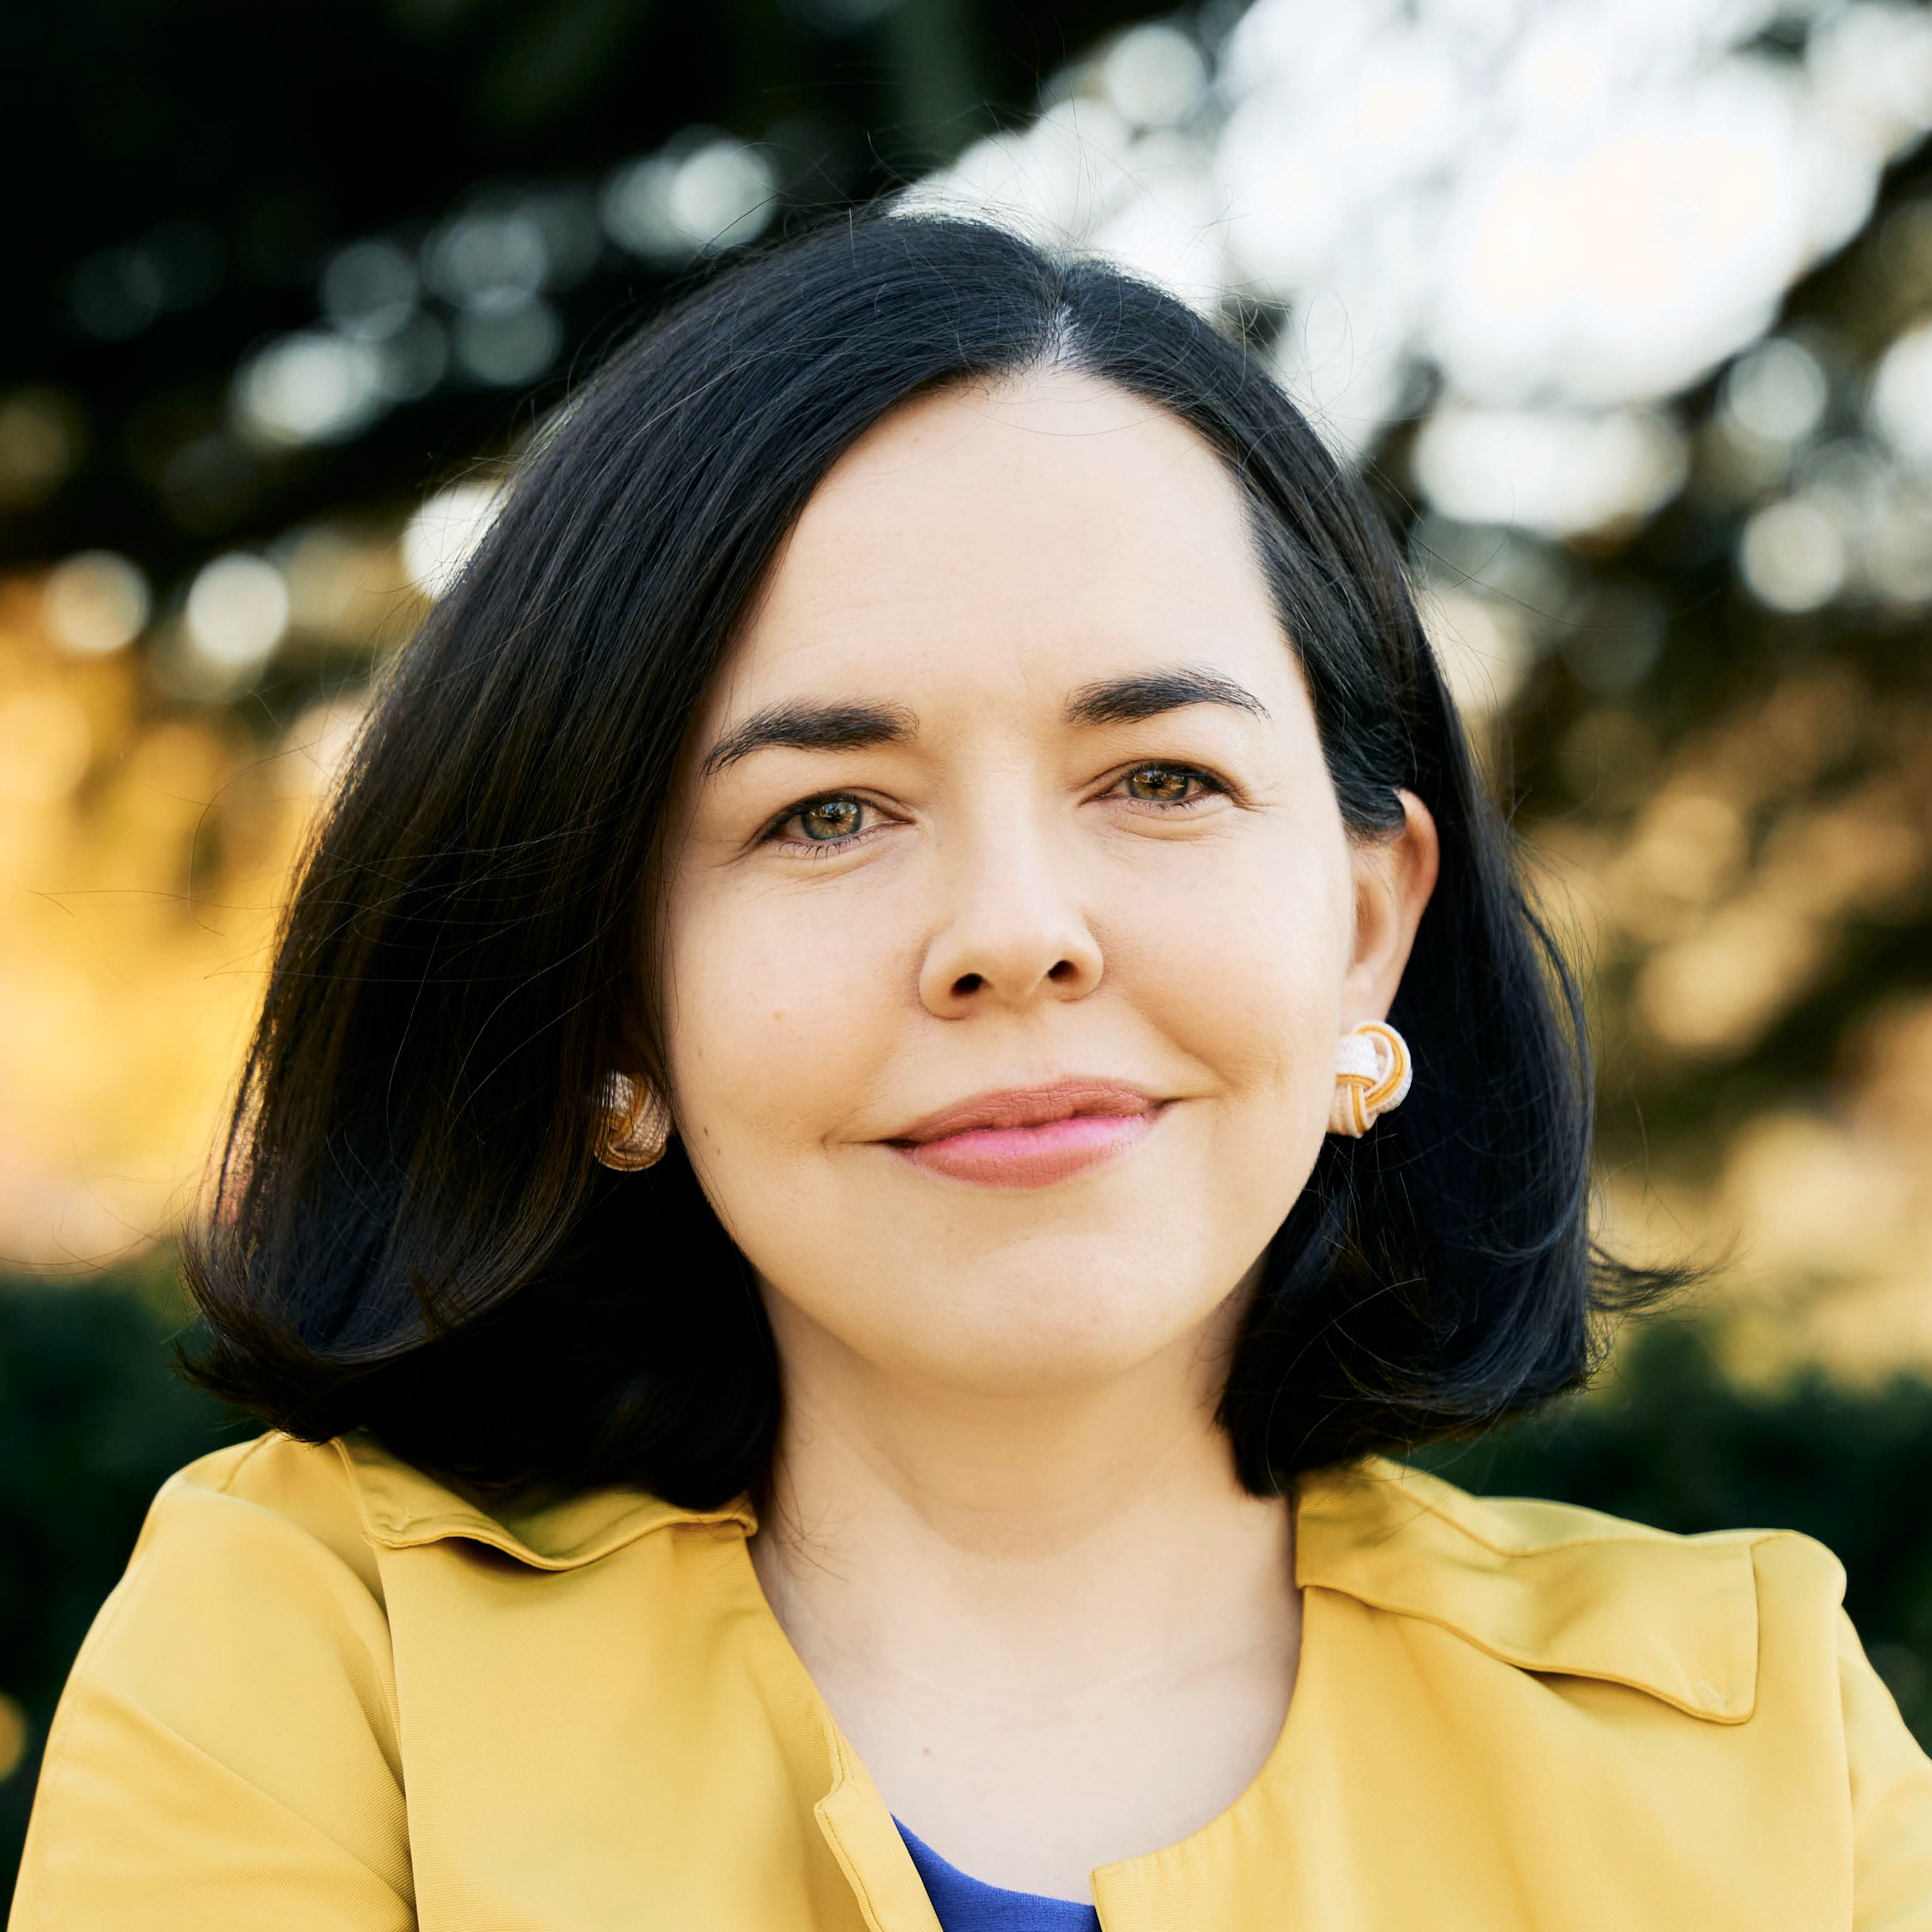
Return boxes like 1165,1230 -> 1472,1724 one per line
13,214 -> 1930,1930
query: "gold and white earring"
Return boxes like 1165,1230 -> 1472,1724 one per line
1328,1021 -> 1412,1137
594,1070 -> 673,1171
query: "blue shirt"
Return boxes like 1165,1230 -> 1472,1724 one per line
895,1820 -> 1102,1932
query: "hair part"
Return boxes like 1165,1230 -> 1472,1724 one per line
184,209 -> 1670,1505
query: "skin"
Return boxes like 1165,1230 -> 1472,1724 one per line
656,368 -> 1438,1901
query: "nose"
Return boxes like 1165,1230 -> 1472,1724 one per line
918,809 -> 1104,1019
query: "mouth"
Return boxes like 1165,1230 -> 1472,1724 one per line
883,1079 -> 1162,1190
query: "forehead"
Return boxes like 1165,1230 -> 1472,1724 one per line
709,368 -> 1295,718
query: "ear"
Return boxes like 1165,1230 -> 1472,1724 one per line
1341,789 -> 1439,1026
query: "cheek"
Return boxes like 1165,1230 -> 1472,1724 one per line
1106,823 -> 1354,1128
660,876 -> 903,1167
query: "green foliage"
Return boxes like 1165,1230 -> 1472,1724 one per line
0,1260 -> 250,1900
1420,1320 -> 1932,1742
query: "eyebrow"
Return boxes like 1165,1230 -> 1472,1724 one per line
1062,667 -> 1270,727
699,666 -> 1268,778
700,701 -> 917,777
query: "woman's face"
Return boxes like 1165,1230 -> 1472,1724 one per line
658,370 -> 1434,1395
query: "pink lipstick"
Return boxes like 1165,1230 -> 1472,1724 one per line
885,1080 -> 1159,1189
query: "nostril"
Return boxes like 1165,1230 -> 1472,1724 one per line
1047,959 -> 1077,982
953,972 -> 984,995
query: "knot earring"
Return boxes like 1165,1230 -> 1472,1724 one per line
1328,1021 -> 1412,1137
595,1071 -> 673,1171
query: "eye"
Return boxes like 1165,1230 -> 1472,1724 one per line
773,793 -> 878,846
1117,763 -> 1224,807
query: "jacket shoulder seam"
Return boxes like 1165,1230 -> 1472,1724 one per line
1375,1471 -> 1779,1561
202,1430 -> 279,1498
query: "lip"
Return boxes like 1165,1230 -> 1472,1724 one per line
884,1079 -> 1161,1190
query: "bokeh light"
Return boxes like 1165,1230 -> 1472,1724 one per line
41,552 -> 149,655
1870,320 -> 1932,467
0,387 -> 86,510
1100,24 -> 1209,128
1739,497 -> 1847,611
320,239 -> 420,341
452,300 -> 562,388
911,0 -> 1932,542
183,552 -> 290,672
422,208 -> 551,311
69,246 -> 164,342
401,479 -> 504,600
602,135 -> 777,264
231,332 -> 385,450
1723,337 -> 1830,448
1412,405 -> 1687,537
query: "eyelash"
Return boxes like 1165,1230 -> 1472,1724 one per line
763,763 -> 1231,856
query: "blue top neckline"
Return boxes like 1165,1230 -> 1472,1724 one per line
894,1819 -> 1102,1931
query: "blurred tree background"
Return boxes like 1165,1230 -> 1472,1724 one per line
5,0 -> 1932,1900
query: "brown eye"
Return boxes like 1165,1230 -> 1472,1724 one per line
795,797 -> 866,841
1123,766 -> 1196,802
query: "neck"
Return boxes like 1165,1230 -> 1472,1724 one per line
750,1291 -> 1296,1696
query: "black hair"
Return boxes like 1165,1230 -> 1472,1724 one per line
184,210 -> 1664,1505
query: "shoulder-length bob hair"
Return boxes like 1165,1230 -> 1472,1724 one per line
186,211 -> 1653,1505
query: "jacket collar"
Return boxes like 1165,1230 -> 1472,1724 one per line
1296,1457 -> 1760,1723
333,1433 -> 755,1570
334,1436 -> 1758,1722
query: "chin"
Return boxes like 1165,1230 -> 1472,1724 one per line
879,1264 -> 1235,1392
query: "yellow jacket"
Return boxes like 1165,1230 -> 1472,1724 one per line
12,1431 -> 1932,1930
